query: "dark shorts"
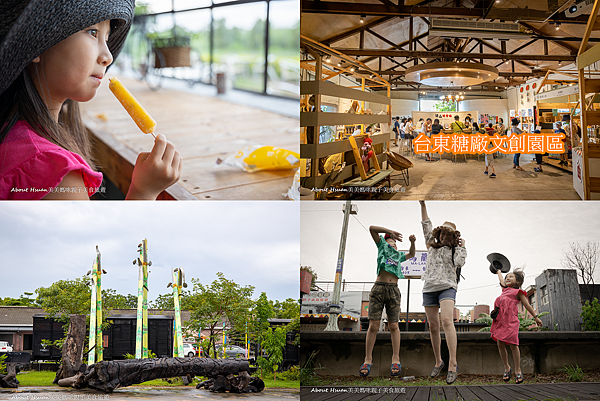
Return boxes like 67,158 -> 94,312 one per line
422,288 -> 457,307
368,282 -> 401,322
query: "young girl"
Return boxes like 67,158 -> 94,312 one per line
491,269 -> 542,384
420,201 -> 467,384
0,0 -> 182,200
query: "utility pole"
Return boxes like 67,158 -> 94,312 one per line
325,200 -> 357,331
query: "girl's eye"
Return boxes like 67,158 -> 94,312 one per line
86,29 -> 99,38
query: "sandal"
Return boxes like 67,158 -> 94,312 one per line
446,366 -> 458,385
515,373 -> 524,384
390,363 -> 401,377
359,363 -> 372,377
516,166 -> 524,171
430,360 -> 445,378
503,368 -> 512,382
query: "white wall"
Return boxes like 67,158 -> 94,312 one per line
461,98 -> 509,126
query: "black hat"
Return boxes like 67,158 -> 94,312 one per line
562,114 -> 571,122
511,117 -> 520,126
0,0 -> 135,95
487,253 -> 511,274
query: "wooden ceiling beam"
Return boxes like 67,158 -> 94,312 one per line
336,48 -> 575,61
322,16 -> 395,45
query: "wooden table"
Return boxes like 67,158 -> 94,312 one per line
81,75 -> 299,200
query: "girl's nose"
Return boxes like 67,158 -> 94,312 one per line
99,42 -> 113,66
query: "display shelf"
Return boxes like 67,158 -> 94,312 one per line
300,39 -> 392,193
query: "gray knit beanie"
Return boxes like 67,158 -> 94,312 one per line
0,0 -> 135,96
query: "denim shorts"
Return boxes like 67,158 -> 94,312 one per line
422,288 -> 457,307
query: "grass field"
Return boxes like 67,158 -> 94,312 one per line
16,370 -> 299,390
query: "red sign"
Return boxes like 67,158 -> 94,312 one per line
300,270 -> 313,294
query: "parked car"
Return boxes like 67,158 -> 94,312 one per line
0,341 -> 13,352
182,343 -> 196,357
216,345 -> 255,360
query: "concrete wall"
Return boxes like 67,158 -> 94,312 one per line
301,331 -> 600,377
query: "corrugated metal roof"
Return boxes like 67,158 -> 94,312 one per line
0,306 -> 45,325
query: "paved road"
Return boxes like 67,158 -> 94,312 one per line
0,387 -> 299,401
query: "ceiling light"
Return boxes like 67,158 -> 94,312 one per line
405,62 -> 499,87
350,67 -> 355,72
326,57 -> 331,63
556,22 -> 561,30
558,60 -> 562,66
337,62 -> 341,67
506,60 -> 509,65
360,15 -> 365,23
440,95 -> 445,100
460,95 -> 464,99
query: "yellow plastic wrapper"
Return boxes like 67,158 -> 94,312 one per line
216,145 -> 300,173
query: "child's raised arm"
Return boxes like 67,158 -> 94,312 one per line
369,226 -> 402,243
419,200 -> 429,221
497,270 -> 506,287
405,234 -> 416,259
518,291 -> 543,327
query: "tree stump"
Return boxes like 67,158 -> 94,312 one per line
58,357 -> 263,393
0,363 -> 19,388
54,314 -> 86,384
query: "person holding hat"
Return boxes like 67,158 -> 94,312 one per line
359,225 -> 416,378
491,268 -> 542,384
509,118 -> 524,171
0,0 -> 182,200
419,201 -> 467,384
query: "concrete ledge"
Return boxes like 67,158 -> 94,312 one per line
301,331 -> 600,376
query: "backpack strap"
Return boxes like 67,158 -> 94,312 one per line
451,246 -> 464,284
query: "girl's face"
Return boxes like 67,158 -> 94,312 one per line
505,273 -> 518,288
439,230 -> 452,246
28,20 -> 113,119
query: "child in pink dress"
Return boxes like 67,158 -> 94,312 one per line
490,269 -> 542,384
0,0 -> 182,200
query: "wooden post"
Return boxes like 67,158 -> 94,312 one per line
135,239 -> 150,358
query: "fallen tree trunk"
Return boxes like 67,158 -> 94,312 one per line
53,314 -> 86,384
58,357 -> 264,393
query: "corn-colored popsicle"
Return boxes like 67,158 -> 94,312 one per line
108,77 -> 157,136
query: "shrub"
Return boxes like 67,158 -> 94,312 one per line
581,298 -> 600,331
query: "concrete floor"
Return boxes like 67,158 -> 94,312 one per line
0,387 -> 299,400
384,145 -> 581,200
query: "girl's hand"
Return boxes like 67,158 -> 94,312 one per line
127,134 -> 183,200
409,234 -> 416,243
535,317 -> 543,327
459,238 -> 466,247
419,200 -> 425,206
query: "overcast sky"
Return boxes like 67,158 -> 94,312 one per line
0,202 -> 299,304
301,201 -> 600,316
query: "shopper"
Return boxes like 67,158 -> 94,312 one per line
560,118 -> 570,164
359,226 -> 416,378
399,117 -> 407,149
490,269 -> 542,384
393,117 -> 400,146
451,115 -> 466,133
405,117 -> 415,151
485,123 -> 496,135
510,118 -> 524,170
555,121 -> 568,166
431,118 -> 443,135
496,118 -> 507,136
532,129 -> 545,173
419,201 -> 467,384
425,118 -> 433,161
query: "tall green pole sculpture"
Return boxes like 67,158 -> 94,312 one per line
134,239 -> 151,359
87,246 -> 106,364
168,268 -> 187,357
